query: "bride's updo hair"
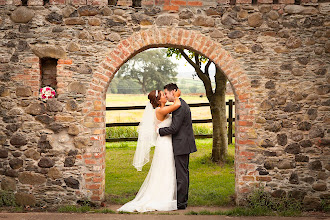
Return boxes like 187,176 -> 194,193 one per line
148,90 -> 161,109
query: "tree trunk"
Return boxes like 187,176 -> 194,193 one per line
209,68 -> 228,163
141,80 -> 147,94
141,84 -> 147,94
175,49 -> 228,163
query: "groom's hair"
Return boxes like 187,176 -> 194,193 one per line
164,83 -> 178,92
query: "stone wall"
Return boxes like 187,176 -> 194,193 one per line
0,0 -> 329,209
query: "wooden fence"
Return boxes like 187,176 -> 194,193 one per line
106,100 -> 235,144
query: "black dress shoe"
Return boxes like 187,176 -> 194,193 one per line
177,206 -> 186,210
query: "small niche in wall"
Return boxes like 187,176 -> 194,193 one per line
21,0 -> 28,6
132,0 -> 142,7
40,58 -> 58,92
108,0 -> 118,5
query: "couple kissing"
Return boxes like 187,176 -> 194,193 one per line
117,83 -> 197,212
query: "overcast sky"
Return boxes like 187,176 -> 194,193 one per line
157,48 -> 216,80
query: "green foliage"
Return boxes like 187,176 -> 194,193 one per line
246,188 -> 302,216
106,126 -> 138,139
166,48 -> 208,63
186,188 -> 303,216
192,124 -> 212,135
321,199 -> 330,212
0,190 -> 16,207
185,207 -> 275,216
93,208 -> 116,213
247,188 -> 274,209
108,77 -> 142,94
154,212 -> 179,215
106,124 -> 217,139
185,189 -> 303,217
57,205 -> 91,213
189,85 -> 198,93
118,48 -> 178,94
105,139 -> 235,206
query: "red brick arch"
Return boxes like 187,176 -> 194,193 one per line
83,27 -> 256,203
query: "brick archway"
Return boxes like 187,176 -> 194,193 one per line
83,27 -> 255,204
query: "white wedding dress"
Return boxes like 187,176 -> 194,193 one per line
117,113 -> 177,212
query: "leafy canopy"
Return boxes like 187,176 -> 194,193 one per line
117,49 -> 178,93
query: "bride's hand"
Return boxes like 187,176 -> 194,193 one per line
174,89 -> 181,98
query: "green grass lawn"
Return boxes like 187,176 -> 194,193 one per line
105,139 -> 235,206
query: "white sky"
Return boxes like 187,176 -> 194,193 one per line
154,48 -> 216,81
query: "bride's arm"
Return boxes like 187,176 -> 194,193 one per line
156,90 -> 181,117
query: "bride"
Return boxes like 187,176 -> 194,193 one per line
117,89 -> 181,212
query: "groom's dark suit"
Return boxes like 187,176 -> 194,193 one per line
159,98 -> 197,209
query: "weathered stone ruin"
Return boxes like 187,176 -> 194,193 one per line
0,0 -> 329,210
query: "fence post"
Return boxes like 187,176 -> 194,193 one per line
228,99 -> 233,144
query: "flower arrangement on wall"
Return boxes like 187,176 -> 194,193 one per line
39,86 -> 56,101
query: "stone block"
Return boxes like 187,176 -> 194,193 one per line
285,143 -> 301,154
312,182 -> 327,191
74,136 -> 90,149
1,177 -> 16,191
10,133 -> 28,147
303,197 -> 321,211
16,86 -> 32,97
15,193 -> 36,207
309,160 -> 322,171
68,124 -> 80,136
46,99 -> 63,112
277,160 -> 295,169
9,158 -> 23,169
31,45 -> 66,59
38,157 -> 55,168
69,82 -> 87,94
46,12 -> 63,24
192,16 -> 215,27
64,17 -> 86,25
10,7 -> 35,23
248,13 -> 263,27
78,6 -> 99,16
64,177 -> 79,189
0,148 -> 8,158
18,172 -> 46,185
48,167 -> 62,180
25,103 -> 46,116
24,149 -> 40,160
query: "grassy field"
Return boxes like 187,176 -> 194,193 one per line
106,94 -> 235,123
104,94 -> 236,207
105,139 -> 235,206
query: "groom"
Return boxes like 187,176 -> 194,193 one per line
158,83 -> 197,210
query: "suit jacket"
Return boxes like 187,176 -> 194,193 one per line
159,98 -> 197,156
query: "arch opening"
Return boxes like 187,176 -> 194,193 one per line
84,28 -> 253,204
104,47 -> 236,206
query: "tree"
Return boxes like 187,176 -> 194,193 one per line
109,78 -> 141,94
117,49 -> 178,94
189,85 -> 198,93
167,48 -> 228,163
